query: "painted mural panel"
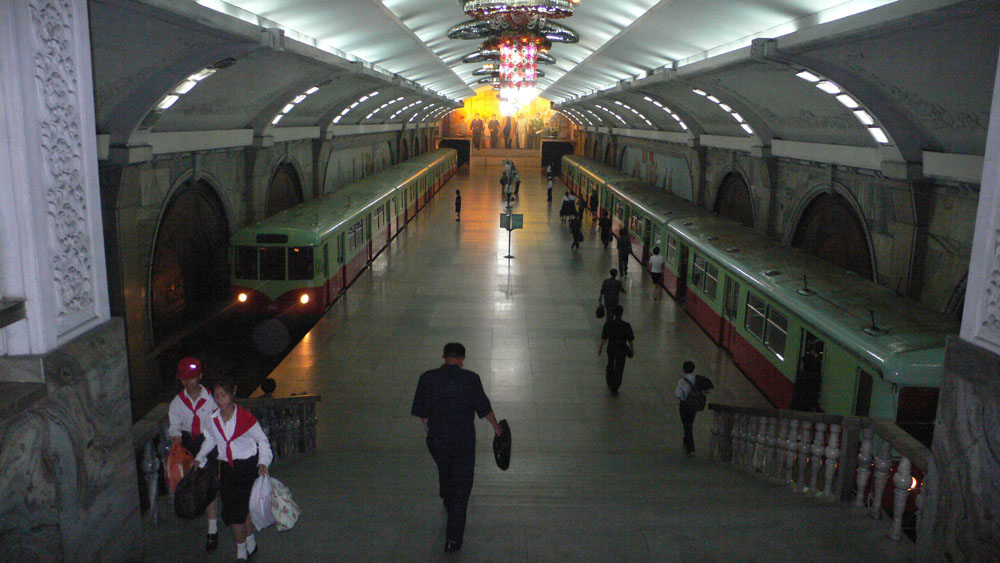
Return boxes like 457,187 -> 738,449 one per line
440,86 -> 573,149
324,142 -> 393,192
621,146 -> 693,201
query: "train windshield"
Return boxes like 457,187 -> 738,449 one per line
234,246 -> 257,280
259,247 -> 285,280
288,247 -> 314,280
234,245 -> 313,281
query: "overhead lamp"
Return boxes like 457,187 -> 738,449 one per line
281,103 -> 295,114
692,89 -> 707,96
173,81 -> 198,95
156,95 -> 180,110
835,94 -> 859,109
815,81 -> 841,94
796,70 -> 820,82
271,114 -> 283,125
741,123 -> 754,135
867,127 -> 889,144
853,110 -> 874,125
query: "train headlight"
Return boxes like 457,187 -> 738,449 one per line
300,293 -> 310,305
237,292 -> 248,303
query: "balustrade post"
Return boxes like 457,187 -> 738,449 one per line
764,417 -> 778,479
870,439 -> 893,520
774,418 -> 789,483
796,420 -> 813,490
710,410 -> 721,459
142,439 -> 161,525
836,421 -> 861,503
752,415 -> 767,471
306,401 -> 318,452
731,413 -> 744,468
889,457 -> 912,540
808,422 -> 826,493
822,423 -> 841,499
784,418 -> 799,486
854,427 -> 874,507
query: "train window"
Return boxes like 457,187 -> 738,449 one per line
704,262 -> 719,301
259,247 -> 285,280
724,277 -> 740,319
745,292 -> 766,340
666,236 -> 677,264
764,307 -> 788,359
234,246 -> 257,280
692,255 -> 706,288
288,247 -> 314,280
629,213 -> 642,236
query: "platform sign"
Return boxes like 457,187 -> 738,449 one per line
500,213 -> 523,230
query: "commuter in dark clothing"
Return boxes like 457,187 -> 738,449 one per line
598,212 -> 613,248
597,306 -> 634,396
455,190 -> 461,221
570,215 -> 583,250
589,193 -> 598,222
599,269 -> 625,312
502,116 -> 512,148
616,227 -> 631,275
411,343 -> 503,553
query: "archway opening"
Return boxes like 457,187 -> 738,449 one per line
791,192 -> 873,280
604,143 -> 613,166
400,139 -> 409,161
714,172 -> 754,228
265,163 -> 303,218
150,180 -> 231,344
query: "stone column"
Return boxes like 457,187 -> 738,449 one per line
917,45 -> 1000,560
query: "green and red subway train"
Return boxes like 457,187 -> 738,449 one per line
563,154 -> 957,444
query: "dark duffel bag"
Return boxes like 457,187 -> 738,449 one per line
174,461 -> 218,519
493,420 -> 512,471
596,302 -> 605,319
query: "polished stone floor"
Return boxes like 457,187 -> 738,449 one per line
144,162 -> 914,561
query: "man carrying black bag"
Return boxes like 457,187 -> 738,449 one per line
675,361 -> 714,457
411,343 -> 504,553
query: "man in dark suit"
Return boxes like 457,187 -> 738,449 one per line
470,114 -> 484,149
597,306 -> 634,396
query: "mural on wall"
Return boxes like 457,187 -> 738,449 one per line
324,142 -> 392,192
441,86 -> 573,149
621,146 -> 693,201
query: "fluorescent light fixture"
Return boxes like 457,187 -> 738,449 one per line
173,81 -> 198,94
707,96 -> 720,103
796,70 -> 820,82
719,104 -> 732,112
156,95 -> 179,110
853,110 -> 874,125
652,100 -> 662,107
188,68 -> 216,82
867,127 -> 889,144
271,114 -> 283,125
350,102 -> 359,108
643,96 -> 652,102
731,112 -> 744,123
340,108 -> 350,116
816,81 -> 841,94
368,91 -> 379,97
332,115 -> 342,124
692,89 -> 707,96
835,94 -> 859,109
365,112 -> 374,120
614,100 -> 623,105
305,87 -> 320,95
282,104 -> 295,114
294,95 -> 307,104
741,123 -> 754,135
671,114 -> 682,122
679,122 -> 688,130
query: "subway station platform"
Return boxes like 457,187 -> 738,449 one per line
144,164 -> 914,561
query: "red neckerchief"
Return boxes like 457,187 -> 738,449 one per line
213,405 -> 258,465
177,388 -> 207,437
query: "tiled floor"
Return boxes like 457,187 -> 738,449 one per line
144,163 -> 914,561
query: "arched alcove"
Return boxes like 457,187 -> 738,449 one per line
604,143 -> 613,165
265,162 -> 303,218
714,172 -> 754,228
400,138 -> 409,160
149,180 -> 231,344
791,192 -> 873,280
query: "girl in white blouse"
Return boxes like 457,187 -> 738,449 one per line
196,377 -> 273,563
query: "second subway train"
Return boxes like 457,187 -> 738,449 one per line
563,154 -> 957,444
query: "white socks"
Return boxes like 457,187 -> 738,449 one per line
246,534 -> 256,553
207,519 -> 218,534
236,542 -> 247,559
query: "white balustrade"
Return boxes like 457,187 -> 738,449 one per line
710,411 -> 721,459
765,417 -> 779,479
855,427 -> 874,507
890,457 -> 912,540
784,419 -> 799,485
808,422 -> 827,493
870,439 -> 893,520
732,413 -> 745,468
822,423 -> 841,499
796,420 -> 813,490
754,415 -> 768,472
774,418 -> 789,483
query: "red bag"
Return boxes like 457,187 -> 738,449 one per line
165,443 -> 194,492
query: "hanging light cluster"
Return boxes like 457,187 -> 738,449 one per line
448,0 -> 580,116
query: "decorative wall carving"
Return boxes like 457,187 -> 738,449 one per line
28,0 -> 96,333
976,232 -> 1000,343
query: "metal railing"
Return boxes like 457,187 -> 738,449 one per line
708,404 -> 929,543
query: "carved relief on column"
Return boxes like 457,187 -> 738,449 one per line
27,0 -> 96,334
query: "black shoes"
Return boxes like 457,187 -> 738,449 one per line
444,540 -> 462,553
206,533 -> 218,552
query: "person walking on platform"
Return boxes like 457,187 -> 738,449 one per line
570,214 -> 583,250
455,190 -> 461,222
589,192 -> 598,223
514,172 -> 521,197
598,211 -> 613,249
411,343 -> 504,554
675,361 -> 712,456
648,246 -> 665,300
597,305 -> 634,397
616,227 -> 632,276
168,357 -> 220,552
599,268 -> 625,312
547,176 -> 554,202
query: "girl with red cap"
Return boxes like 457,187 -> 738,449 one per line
195,376 -> 273,563
167,356 -> 221,550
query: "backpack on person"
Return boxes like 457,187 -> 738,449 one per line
683,379 -> 707,411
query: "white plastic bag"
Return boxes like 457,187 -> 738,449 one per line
269,477 -> 301,531
249,475 -> 276,531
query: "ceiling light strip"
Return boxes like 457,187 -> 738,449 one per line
691,88 -> 752,135
794,69 -> 890,145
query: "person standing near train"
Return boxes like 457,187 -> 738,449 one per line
455,189 -> 461,222
617,227 -> 632,276
648,247 -> 665,300
411,343 -> 504,553
168,357 -> 220,551
195,377 -> 273,563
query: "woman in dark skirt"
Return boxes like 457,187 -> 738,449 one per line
196,377 -> 273,562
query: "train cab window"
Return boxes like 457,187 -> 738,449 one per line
288,247 -> 314,280
764,307 -> 788,360
234,246 -> 257,280
704,262 -> 719,301
745,292 -> 766,340
666,236 -> 677,264
259,247 -> 286,280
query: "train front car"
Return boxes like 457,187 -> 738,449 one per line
230,227 -> 325,317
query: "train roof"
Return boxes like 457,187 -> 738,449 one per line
232,149 -> 454,246
669,215 -> 958,386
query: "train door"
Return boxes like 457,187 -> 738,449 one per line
337,233 -> 346,293
366,215 -> 373,263
854,369 -> 873,416
677,244 -> 690,299
793,331 -> 826,410
642,218 -> 652,262
720,275 -> 741,349
322,243 -> 331,306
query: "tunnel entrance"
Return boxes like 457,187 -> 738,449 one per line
150,179 -> 231,344
265,163 -> 303,218
791,192 -> 873,280
714,172 -> 754,228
